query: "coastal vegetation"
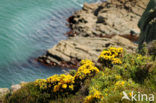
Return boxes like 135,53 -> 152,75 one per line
3,47 -> 156,103
1,0 -> 156,103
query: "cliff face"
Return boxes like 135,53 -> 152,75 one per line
68,0 -> 149,37
38,0 -> 150,68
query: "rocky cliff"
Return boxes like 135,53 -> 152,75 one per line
68,0 -> 149,37
38,35 -> 137,68
38,0 -> 149,68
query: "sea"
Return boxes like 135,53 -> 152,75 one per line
0,0 -> 102,88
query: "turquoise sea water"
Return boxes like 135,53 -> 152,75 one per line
0,0 -> 101,88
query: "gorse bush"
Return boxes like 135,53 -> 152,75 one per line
84,47 -> 156,103
35,59 -> 99,97
74,59 -> 99,83
115,53 -> 152,83
36,74 -> 75,93
3,47 -> 156,103
83,88 -> 103,103
4,59 -> 99,103
88,70 -> 140,103
98,47 -> 123,67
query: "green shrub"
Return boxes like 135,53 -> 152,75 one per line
3,82 -> 51,103
84,48 -> 156,103
69,70 -> 77,76
4,47 -> 156,103
114,53 -> 152,83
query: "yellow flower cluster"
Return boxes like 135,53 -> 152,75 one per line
74,59 -> 99,80
84,88 -> 102,103
35,59 -> 99,94
80,59 -> 94,66
35,74 -> 74,93
98,47 -> 123,65
115,81 -> 125,86
114,80 -> 126,90
115,75 -> 122,80
136,54 -> 144,60
35,79 -> 47,90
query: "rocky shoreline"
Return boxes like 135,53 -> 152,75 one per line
37,0 -> 149,68
37,35 -> 137,68
0,0 -> 151,101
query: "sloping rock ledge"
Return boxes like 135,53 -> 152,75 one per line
37,0 -> 149,68
37,35 -> 137,68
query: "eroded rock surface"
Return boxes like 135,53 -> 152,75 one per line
38,35 -> 137,68
68,0 -> 149,37
38,0 -> 150,68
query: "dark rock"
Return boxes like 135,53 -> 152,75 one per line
148,40 -> 156,55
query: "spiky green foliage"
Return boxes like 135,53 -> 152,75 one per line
86,53 -> 156,103
3,47 -> 156,103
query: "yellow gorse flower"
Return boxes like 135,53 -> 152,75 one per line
112,58 -> 122,64
115,75 -> 122,80
115,80 -> 125,87
35,59 -> 99,94
62,84 -> 67,89
35,74 -> 75,92
69,85 -> 74,90
129,92 -> 132,96
53,85 -> 60,92
83,88 -> 103,103
74,59 -> 99,80
98,47 -> 123,66
80,59 -> 94,66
